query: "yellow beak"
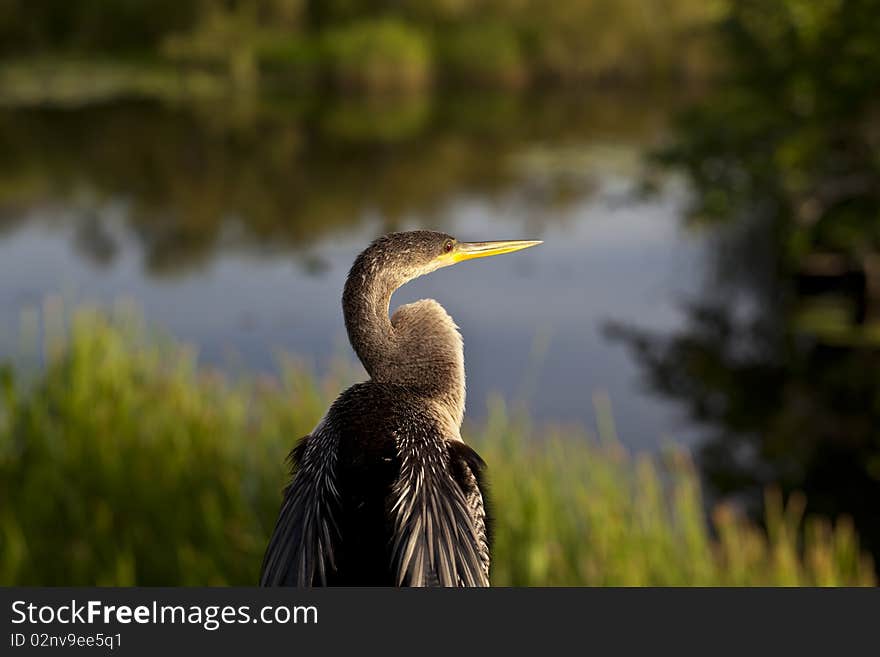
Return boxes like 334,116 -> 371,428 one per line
452,240 -> 543,263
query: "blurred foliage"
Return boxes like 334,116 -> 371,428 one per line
661,0 -> 880,255
0,307 -> 874,585
0,0 -> 723,100
434,22 -> 526,88
518,0 -> 723,83
0,0 -> 199,54
612,0 -> 880,569
322,19 -> 431,92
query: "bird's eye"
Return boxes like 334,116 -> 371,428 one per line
444,240 -> 454,253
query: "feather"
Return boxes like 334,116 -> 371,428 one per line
390,430 -> 490,587
260,425 -> 342,586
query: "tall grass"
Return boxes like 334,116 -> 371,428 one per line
0,306 -> 874,586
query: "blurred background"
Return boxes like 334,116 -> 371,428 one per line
0,0 -> 879,585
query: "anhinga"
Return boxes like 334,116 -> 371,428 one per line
260,231 -> 541,586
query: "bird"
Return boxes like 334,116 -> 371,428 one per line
259,230 -> 541,586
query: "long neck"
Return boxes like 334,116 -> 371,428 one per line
342,263 -> 398,380
342,259 -> 465,429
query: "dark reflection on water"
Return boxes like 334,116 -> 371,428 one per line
610,2 -> 880,565
0,90 -> 706,448
0,93 -> 676,274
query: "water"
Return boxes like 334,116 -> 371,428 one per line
0,92 -> 709,449
3,86 -> 880,565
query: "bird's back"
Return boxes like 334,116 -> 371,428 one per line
330,382 -> 411,585
260,381 -> 491,586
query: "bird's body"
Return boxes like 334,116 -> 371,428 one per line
260,231 -> 539,587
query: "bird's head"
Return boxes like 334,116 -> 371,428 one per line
355,230 -> 542,289
343,230 -> 541,387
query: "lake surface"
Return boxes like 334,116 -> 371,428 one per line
0,91 -> 713,449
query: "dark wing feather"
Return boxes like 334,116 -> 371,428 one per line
448,441 -> 492,582
260,427 -> 342,586
389,431 -> 491,587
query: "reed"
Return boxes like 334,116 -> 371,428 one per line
0,306 -> 873,585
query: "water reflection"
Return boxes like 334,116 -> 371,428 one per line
610,2 -> 880,564
0,90 -> 702,447
0,92 -> 675,274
